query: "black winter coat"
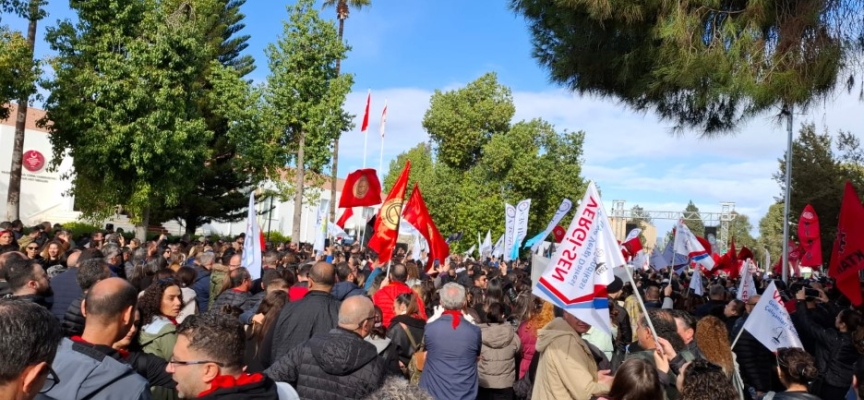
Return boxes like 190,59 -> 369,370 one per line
197,375 -> 279,400
733,314 -> 782,394
48,268 -> 80,321
793,301 -> 858,389
212,289 -> 254,313
386,314 -> 426,367
265,328 -> 386,400
263,290 -> 340,368
61,296 -> 85,337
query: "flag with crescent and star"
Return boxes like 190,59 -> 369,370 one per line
368,161 -> 411,264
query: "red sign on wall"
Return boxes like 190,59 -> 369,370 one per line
23,150 -> 45,172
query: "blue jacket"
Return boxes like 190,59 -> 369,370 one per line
419,314 -> 482,400
331,281 -> 366,301
191,266 -> 212,313
49,268 -> 81,322
36,338 -> 150,400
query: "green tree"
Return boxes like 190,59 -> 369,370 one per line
43,0 -> 217,239
758,202 -> 785,268
511,0 -> 863,134
681,201 -> 705,237
773,124 -> 864,263
323,0 -> 370,223
729,211 -> 757,255
264,0 -> 354,244
422,72 -> 515,171
3,0 -> 44,221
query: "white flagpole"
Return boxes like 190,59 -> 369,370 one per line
362,89 -> 370,168
378,99 -> 387,179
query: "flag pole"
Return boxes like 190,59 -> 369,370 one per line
378,99 -> 387,180
362,89 -> 370,168
622,264 -> 660,344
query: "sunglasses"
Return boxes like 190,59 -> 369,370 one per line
27,246 -> 39,250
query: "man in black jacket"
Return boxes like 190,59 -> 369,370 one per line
3,257 -> 53,309
263,262 -> 340,368
265,295 -> 386,399
61,258 -> 112,336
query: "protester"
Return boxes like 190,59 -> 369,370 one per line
0,299 -> 62,400
677,359 -> 738,400
61,258 -> 112,336
373,263 -> 428,327
762,347 -> 822,400
477,302 -> 521,400
331,262 -> 366,300
192,251 -> 215,313
2,257 -> 53,309
174,266 -> 198,323
596,358 -> 664,400
386,292 -> 426,376
245,290 -> 289,373
212,267 -> 253,311
139,278 -> 183,400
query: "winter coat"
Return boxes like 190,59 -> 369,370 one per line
264,327 -> 387,400
365,335 -> 402,376
209,264 -> 230,308
330,281 -> 366,301
264,290 -> 340,368
478,322 -> 521,389
372,281 -> 427,327
35,338 -> 150,400
765,392 -> 823,400
733,314 -> 783,394
794,301 -> 857,389
419,313 -> 482,400
139,317 -> 179,400
196,374 -> 281,400
531,318 -> 610,400
191,266 -> 212,312
61,296 -> 85,337
49,267 -> 81,321
212,288 -> 253,312
386,314 -> 426,367
517,321 -> 539,380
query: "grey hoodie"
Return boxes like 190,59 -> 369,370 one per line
36,338 -> 150,400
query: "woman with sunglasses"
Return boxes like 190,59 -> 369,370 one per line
23,241 -> 43,265
138,277 -> 183,400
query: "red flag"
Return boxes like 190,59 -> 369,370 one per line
738,246 -> 754,263
402,183 -> 449,272
696,236 -> 712,256
338,168 -> 382,208
360,91 -> 371,133
772,241 -> 801,277
259,225 -> 266,251
829,182 -> 864,306
798,204 -> 823,267
336,208 -> 353,229
621,236 -> 643,257
552,225 -> 566,243
368,161 -> 410,265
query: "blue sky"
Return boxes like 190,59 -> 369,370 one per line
6,0 -> 863,239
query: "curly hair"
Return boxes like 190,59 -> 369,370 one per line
776,347 -> 818,385
138,278 -> 182,326
679,359 -> 737,400
524,300 -> 555,336
694,316 -> 734,376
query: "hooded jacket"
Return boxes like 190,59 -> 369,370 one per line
36,338 -> 150,400
531,318 -> 610,400
330,281 -> 366,301
264,327 -> 386,400
139,316 -> 177,362
372,281 -> 427,327
479,322 -> 522,389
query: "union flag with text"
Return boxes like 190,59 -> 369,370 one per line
829,181 -> 864,306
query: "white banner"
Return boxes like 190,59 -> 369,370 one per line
529,198 -> 572,252
690,269 -> 704,296
743,281 -> 803,352
510,199 -> 532,261
504,203 -> 516,262
737,262 -> 757,302
492,234 -> 505,258
313,199 -> 329,255
242,193 -> 262,280
533,182 -> 621,335
480,230 -> 493,257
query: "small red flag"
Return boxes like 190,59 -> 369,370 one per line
336,208 -> 353,229
361,91 -> 371,133
368,161 -> 410,265
402,183 -> 449,272
621,236 -> 643,256
552,225 -> 566,243
829,182 -> 864,306
338,168 -> 382,208
798,204 -> 823,267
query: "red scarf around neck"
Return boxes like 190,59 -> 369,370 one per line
197,373 -> 264,397
71,336 -> 130,360
442,310 -> 463,329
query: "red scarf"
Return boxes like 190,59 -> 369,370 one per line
197,373 -> 264,397
166,317 -> 179,325
442,310 -> 462,329
70,336 -> 130,360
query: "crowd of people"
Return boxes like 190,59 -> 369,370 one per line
1,220 -> 864,400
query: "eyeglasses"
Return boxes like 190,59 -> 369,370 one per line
27,246 -> 39,250
40,366 -> 60,393
168,358 -> 225,367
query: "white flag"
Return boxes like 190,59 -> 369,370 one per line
411,234 -> 421,261
464,244 -> 476,256
327,222 -> 348,239
690,270 -> 704,296
526,198 -> 573,252
673,220 -> 715,270
533,182 -> 622,335
504,203 -> 516,262
737,262 -> 757,302
313,199 -> 329,255
624,228 -> 641,243
242,193 -> 263,280
510,199 -> 532,261
492,234 -> 505,258
630,250 -> 649,271
379,101 -> 387,138
480,230 -> 493,257
743,281 -> 803,352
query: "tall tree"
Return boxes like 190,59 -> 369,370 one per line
43,0 -> 218,239
323,0 -> 370,223
264,0 -> 354,244
773,124 -> 864,262
3,0 -> 44,221
758,202 -> 785,267
681,201 -> 705,237
729,211 -> 757,252
150,0 -> 263,234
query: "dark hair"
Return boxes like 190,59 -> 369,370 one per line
261,269 -> 282,288
77,248 -> 104,263
669,309 -> 697,332
840,309 -> 863,332
76,258 -> 112,291
335,262 -> 352,281
390,263 -> 408,283
727,299 -> 745,317
138,279 -> 182,326
371,305 -> 386,339
176,312 -> 245,370
85,279 -> 139,319
281,268 -> 297,287
776,347 -> 818,385
642,309 -> 686,352
3,258 -> 39,291
309,262 -> 336,287
485,302 -> 506,324
680,359 -> 737,400
175,266 -> 197,288
248,290 -> 288,354
605,358 -> 663,400
0,299 -> 62,384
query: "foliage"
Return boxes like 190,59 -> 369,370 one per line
322,0 -> 371,20
422,72 -> 515,170
511,0 -> 864,135
61,221 -> 102,241
729,211 -> 757,258
0,24 -> 36,120
42,0 -> 220,230
386,74 -> 587,255
682,201 -> 705,237
264,230 -> 291,245
773,123 -> 864,264
758,202 -> 785,267
629,205 -> 652,224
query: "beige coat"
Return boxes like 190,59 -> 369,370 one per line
478,322 -> 522,389
531,318 -> 610,400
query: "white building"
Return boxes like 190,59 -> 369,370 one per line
0,104 -> 374,242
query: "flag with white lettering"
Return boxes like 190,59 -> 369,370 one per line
504,204 -> 516,262
737,262 -> 756,302
510,199 -> 532,261
533,182 -> 622,335
743,281 -> 803,352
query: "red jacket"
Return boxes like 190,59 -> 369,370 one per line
372,282 -> 427,327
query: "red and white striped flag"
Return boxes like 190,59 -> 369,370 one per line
380,101 -> 388,138
360,91 -> 371,133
